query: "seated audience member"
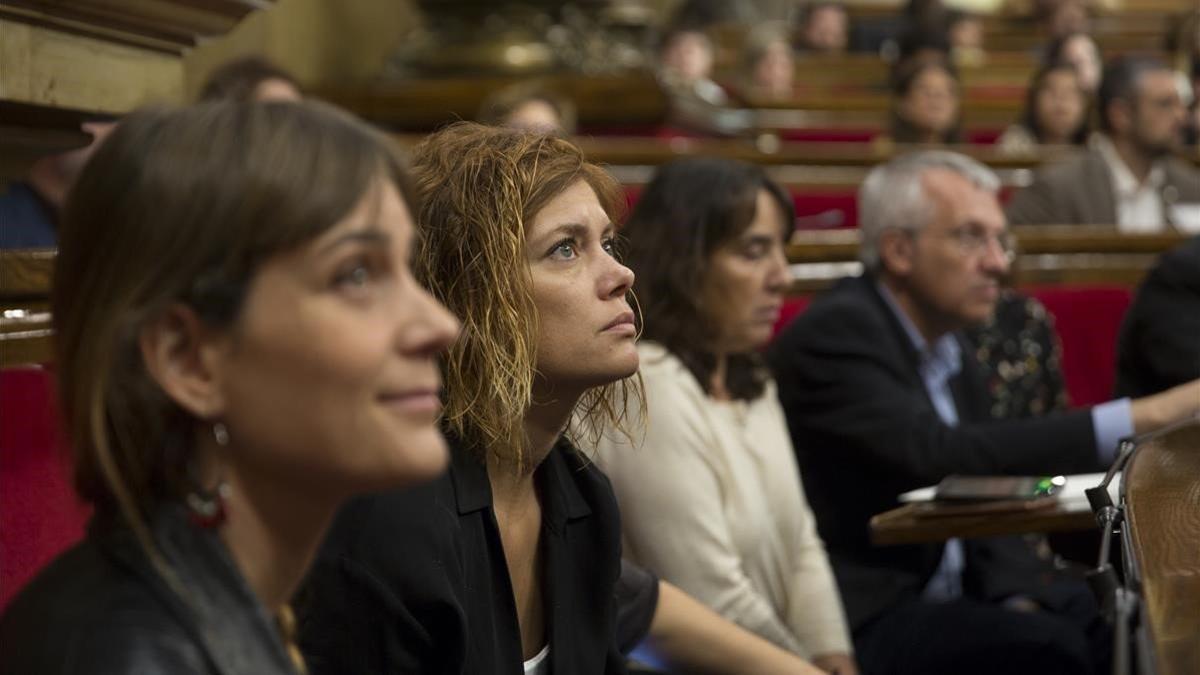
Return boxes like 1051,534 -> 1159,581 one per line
0,102 -> 459,673
1115,236 -> 1200,398
658,25 -> 716,90
946,10 -> 986,66
740,24 -> 797,101
889,59 -> 963,144
0,119 -> 114,249
997,64 -> 1090,153
797,2 -> 850,54
1038,0 -> 1091,41
1007,56 -> 1200,230
197,55 -> 302,102
768,150 -> 1200,675
593,158 -> 858,675
477,82 -> 577,135
299,123 -> 638,674
1044,32 -> 1102,95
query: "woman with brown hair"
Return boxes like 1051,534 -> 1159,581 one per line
0,101 -> 458,673
592,157 -> 858,675
299,122 -> 640,674
889,58 -> 964,145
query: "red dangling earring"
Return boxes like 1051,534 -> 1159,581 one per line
186,422 -> 232,529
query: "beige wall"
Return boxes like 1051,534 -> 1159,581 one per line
184,0 -> 421,100
0,18 -> 183,112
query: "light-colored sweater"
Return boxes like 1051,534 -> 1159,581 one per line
592,342 -> 852,658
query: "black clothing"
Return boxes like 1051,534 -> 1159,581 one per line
615,560 -> 660,656
0,506 -> 298,675
767,275 -> 1107,674
298,434 -> 627,675
964,291 -> 1068,420
1115,236 -> 1200,398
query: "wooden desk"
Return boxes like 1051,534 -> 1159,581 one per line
870,498 -> 1096,546
1124,420 -> 1200,675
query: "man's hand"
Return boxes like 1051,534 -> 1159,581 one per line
812,652 -> 858,675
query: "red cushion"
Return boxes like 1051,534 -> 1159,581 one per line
0,366 -> 89,610
770,286 -> 1132,409
1027,286 -> 1132,407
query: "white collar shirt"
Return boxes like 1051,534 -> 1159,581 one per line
1093,134 -> 1168,233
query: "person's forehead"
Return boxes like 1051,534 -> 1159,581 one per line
921,169 -> 1003,227
1136,70 -> 1176,96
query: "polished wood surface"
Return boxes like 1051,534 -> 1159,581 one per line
0,100 -> 100,180
870,499 -> 1095,546
0,0 -> 274,55
1124,420 -> 1200,675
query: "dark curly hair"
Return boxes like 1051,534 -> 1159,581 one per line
622,157 -> 793,401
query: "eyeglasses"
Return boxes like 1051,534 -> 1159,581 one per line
920,227 -> 1017,262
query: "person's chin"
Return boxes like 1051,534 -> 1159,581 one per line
375,429 -> 451,490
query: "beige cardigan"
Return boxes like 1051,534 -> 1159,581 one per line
592,342 -> 852,658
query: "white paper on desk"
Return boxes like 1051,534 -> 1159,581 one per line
898,472 -> 1118,508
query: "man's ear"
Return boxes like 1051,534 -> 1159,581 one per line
139,304 -> 229,420
878,228 -> 915,278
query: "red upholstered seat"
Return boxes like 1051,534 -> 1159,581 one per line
1026,285 -> 1132,407
0,366 -> 89,610
770,285 -> 1131,409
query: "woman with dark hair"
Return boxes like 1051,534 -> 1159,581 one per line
593,158 -> 859,675
889,58 -> 963,144
198,55 -> 302,102
998,63 -> 1090,153
1044,32 -> 1101,96
0,101 -> 459,673
298,122 -> 641,674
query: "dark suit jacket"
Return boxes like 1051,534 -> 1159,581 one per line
1006,143 -> 1200,226
1115,236 -> 1200,397
767,275 -> 1102,632
298,434 -> 626,675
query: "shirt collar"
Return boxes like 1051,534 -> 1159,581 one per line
1092,133 -> 1166,197
876,281 -> 961,375
447,433 -> 592,531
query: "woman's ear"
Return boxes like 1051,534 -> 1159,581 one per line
878,228 -> 916,277
139,304 -> 229,420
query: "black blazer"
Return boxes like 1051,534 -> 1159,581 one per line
767,275 -> 1101,631
1115,236 -> 1200,398
0,506 -> 299,675
297,434 -> 627,675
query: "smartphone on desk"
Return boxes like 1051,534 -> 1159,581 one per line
934,475 -> 1065,502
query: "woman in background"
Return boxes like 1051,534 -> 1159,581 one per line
593,157 -> 859,675
0,101 -> 458,673
998,63 -> 1090,153
889,58 -> 963,145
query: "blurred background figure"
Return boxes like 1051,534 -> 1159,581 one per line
658,24 -> 717,89
946,10 -> 986,66
1037,0 -> 1091,41
890,58 -> 963,144
477,81 -> 577,135
1045,32 -> 1103,95
796,1 -> 850,54
998,63 -> 1091,153
197,55 -> 302,102
741,23 -> 797,101
0,119 -> 116,249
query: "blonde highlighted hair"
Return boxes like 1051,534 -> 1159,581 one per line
410,122 -> 637,468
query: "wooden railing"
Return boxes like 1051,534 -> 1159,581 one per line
1124,420 -> 1200,675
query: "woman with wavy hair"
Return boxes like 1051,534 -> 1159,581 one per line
592,157 -> 859,675
0,101 -> 458,673
299,122 -> 640,674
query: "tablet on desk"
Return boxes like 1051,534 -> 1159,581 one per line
934,475 -> 1066,502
